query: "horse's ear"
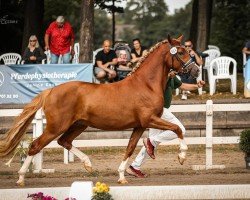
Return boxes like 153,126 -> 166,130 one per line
167,35 -> 173,45
176,35 -> 184,43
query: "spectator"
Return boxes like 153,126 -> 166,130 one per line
242,40 -> 250,60
23,35 -> 46,64
117,49 -> 130,69
94,40 -> 118,82
44,16 -> 74,64
179,40 -> 203,100
126,71 -> 205,178
130,38 -> 147,65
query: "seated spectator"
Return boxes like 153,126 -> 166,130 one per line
242,40 -> 250,60
130,38 -> 147,65
94,40 -> 118,82
114,42 -> 132,70
179,40 -> 203,100
23,35 -> 46,64
117,50 -> 130,69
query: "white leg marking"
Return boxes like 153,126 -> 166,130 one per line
118,158 -> 129,184
178,138 -> 188,165
16,155 -> 34,186
70,146 -> 92,172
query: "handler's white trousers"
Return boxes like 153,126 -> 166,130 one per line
131,108 -> 186,170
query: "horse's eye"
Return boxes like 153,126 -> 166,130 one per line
178,52 -> 184,56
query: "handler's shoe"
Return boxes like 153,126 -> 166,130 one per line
126,165 -> 147,178
143,138 -> 155,159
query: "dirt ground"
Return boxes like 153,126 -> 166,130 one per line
0,144 -> 249,189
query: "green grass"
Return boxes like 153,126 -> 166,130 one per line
43,144 -> 241,156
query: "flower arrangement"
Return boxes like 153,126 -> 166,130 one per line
26,182 -> 113,200
27,192 -> 57,200
27,192 -> 76,200
92,182 -> 114,200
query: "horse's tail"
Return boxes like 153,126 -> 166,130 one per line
0,89 -> 51,157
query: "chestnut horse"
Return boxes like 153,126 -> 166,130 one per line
0,35 -> 191,185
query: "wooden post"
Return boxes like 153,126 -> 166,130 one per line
33,109 -> 43,173
206,100 -> 213,169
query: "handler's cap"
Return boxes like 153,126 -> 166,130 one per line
56,16 -> 65,23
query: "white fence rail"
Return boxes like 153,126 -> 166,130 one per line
1,100 -> 250,172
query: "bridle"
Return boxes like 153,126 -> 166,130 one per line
168,45 -> 193,70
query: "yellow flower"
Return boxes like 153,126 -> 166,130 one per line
103,187 -> 109,193
93,182 -> 111,193
95,182 -> 101,187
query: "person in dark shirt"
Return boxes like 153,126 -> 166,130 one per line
94,40 -> 118,82
130,38 -> 147,64
23,35 -> 46,64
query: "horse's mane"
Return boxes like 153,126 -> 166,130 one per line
127,39 -> 169,76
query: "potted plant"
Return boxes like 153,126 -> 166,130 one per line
239,129 -> 250,169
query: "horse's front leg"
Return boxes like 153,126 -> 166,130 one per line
118,127 -> 145,184
149,116 -> 188,164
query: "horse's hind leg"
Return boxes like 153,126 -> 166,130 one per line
16,155 -> 34,186
16,128 -> 62,186
57,120 -> 92,172
118,127 -> 145,184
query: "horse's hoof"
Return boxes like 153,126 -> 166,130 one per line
16,180 -> 25,187
118,179 -> 128,184
178,154 -> 186,165
84,164 -> 93,173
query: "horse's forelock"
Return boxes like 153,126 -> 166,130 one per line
171,39 -> 181,46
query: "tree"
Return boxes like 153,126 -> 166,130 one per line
123,0 -> 168,47
95,0 -> 125,45
189,0 -> 213,51
210,0 -> 250,70
162,4 -> 192,41
79,0 -> 94,62
0,0 -> 25,55
22,0 -> 44,54
94,10 -> 112,49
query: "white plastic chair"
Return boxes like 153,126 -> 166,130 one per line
44,50 -> 62,64
69,181 -> 93,200
203,49 -> 221,82
72,42 -> 80,64
209,56 -> 237,95
0,53 -> 21,64
208,45 -> 220,51
197,64 -> 203,95
44,50 -> 51,64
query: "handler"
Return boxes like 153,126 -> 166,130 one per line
126,71 -> 205,178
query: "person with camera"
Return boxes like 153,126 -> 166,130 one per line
179,40 -> 203,100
